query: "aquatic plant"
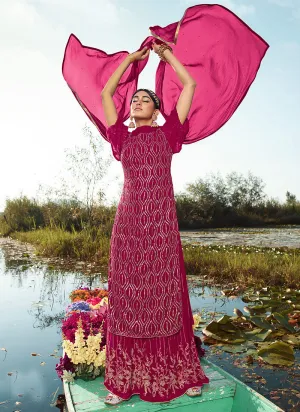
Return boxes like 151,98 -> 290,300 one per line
197,286 -> 300,367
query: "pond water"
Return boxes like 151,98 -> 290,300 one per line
181,226 -> 300,248
0,237 -> 299,411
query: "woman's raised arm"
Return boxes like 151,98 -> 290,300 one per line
101,47 -> 150,127
152,43 -> 197,125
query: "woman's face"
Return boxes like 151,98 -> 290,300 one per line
131,91 -> 159,120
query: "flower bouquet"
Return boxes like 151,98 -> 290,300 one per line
56,287 -> 108,383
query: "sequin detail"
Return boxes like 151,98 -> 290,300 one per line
107,129 -> 183,338
104,336 -> 209,400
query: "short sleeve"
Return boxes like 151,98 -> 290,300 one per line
106,113 -> 128,161
161,108 -> 189,154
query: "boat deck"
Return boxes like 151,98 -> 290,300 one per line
64,359 -> 283,412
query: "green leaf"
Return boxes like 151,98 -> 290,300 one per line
281,334 -> 300,347
202,321 -> 246,344
257,341 -> 295,366
218,345 -> 247,354
242,295 -> 259,303
249,316 -> 275,330
217,315 -> 232,324
244,329 -> 273,342
273,312 -> 295,333
244,304 -> 270,315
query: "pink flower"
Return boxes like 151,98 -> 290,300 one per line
86,297 -> 102,306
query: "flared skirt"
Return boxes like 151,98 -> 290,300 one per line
104,235 -> 209,402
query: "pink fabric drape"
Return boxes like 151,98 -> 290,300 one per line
62,4 -> 269,144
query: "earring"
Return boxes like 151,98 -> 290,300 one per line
128,116 -> 135,129
151,114 -> 158,127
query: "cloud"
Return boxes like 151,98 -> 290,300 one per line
268,0 -> 294,6
182,0 -> 255,17
0,0 -> 132,55
282,41 -> 300,52
267,0 -> 300,19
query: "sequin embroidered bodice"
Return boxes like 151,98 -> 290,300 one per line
108,126 -> 183,338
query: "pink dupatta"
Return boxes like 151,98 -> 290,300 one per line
62,4 -> 269,144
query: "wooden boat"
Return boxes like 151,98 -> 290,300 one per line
63,357 -> 284,411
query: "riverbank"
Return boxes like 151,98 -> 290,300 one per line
2,226 -> 300,287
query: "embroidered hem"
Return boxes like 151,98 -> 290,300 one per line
103,334 -> 209,403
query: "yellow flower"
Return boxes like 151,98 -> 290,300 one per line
90,303 -> 101,310
192,313 -> 203,330
100,297 -> 108,306
63,319 -> 107,374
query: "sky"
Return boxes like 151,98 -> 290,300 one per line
0,0 -> 299,211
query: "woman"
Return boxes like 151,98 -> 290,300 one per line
62,3 -> 269,406
101,42 -> 209,405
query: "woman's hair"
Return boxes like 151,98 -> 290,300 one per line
131,89 -> 161,110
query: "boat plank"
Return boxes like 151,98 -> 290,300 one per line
202,360 -> 284,412
64,359 -> 283,412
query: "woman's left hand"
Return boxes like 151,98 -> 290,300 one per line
152,41 -> 163,54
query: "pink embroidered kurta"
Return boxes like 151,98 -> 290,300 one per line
104,108 -> 209,402
107,109 -> 188,339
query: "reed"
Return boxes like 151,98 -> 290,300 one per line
10,227 -> 300,287
183,243 -> 300,288
11,226 -> 110,265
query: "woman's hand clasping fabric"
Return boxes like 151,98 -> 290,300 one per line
128,47 -> 150,62
151,41 -> 162,54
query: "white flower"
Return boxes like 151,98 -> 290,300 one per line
62,370 -> 76,383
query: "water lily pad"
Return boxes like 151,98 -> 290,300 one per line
217,315 -> 232,324
244,304 -> 270,315
281,334 -> 300,347
218,344 -> 247,353
257,341 -> 295,366
246,348 -> 258,357
250,316 -> 275,330
242,295 -> 259,303
270,303 -> 292,314
244,329 -> 273,342
273,312 -> 295,333
202,321 -> 246,344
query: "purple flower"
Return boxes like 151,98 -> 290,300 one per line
66,301 -> 91,313
55,353 -> 75,379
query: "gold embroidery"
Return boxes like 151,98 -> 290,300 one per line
108,130 -> 183,338
104,336 -> 207,398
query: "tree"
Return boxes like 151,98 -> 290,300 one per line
286,191 -> 297,206
185,172 -> 229,222
37,125 -> 116,228
226,171 -> 266,210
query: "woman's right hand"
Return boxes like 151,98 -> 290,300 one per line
128,47 -> 150,62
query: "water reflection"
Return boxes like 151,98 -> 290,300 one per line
0,244 -> 108,412
0,239 -> 299,411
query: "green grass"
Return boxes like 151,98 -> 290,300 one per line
11,227 -> 110,265
0,220 -> 12,237
7,229 -> 300,288
183,243 -> 300,288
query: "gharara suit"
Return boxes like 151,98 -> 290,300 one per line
62,3 -> 269,403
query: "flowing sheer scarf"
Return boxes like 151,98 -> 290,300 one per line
62,4 -> 269,144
